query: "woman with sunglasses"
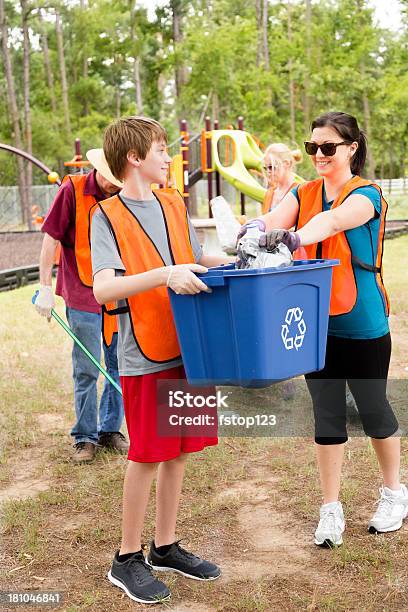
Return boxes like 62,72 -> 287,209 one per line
261,143 -> 302,214
238,111 -> 407,548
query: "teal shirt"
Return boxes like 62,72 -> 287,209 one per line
292,183 -> 389,339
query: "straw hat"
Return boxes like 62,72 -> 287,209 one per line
86,148 -> 123,188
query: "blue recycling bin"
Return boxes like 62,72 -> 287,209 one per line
169,260 -> 339,387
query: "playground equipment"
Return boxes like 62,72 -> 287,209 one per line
64,138 -> 91,171
168,116 -> 273,216
169,116 -> 265,216
169,116 -> 305,218
0,142 -> 61,230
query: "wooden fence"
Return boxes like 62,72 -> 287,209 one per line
376,178 -> 408,195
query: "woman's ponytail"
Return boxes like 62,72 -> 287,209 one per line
351,130 -> 367,176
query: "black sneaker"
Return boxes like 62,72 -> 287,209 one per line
147,540 -> 221,581
108,551 -> 170,604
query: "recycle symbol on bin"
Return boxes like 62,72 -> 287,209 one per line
281,307 -> 307,351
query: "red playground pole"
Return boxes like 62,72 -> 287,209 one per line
205,116 -> 213,217
213,119 -> 221,197
180,119 -> 190,211
238,116 -> 246,216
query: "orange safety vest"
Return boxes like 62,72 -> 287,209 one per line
295,176 -> 389,316
99,189 -> 194,360
63,173 -> 118,343
62,174 -> 98,288
261,181 -> 299,215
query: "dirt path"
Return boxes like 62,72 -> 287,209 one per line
219,478 -> 313,581
0,413 -> 65,504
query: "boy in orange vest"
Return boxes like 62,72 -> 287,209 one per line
91,116 -> 232,604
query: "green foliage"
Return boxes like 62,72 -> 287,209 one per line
1,0 -> 408,184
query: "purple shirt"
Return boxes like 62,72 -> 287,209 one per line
42,170 -> 112,313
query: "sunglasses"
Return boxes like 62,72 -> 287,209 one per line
304,141 -> 350,156
263,164 -> 280,172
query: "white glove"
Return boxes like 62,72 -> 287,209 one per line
35,285 -> 55,321
166,264 -> 211,295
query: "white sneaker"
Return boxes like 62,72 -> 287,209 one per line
368,485 -> 408,534
314,501 -> 345,547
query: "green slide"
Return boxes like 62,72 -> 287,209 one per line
211,130 -> 303,203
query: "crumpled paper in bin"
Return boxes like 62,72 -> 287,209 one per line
237,228 -> 293,270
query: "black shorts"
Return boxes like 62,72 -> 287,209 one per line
305,333 -> 399,444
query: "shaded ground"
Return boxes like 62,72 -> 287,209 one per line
0,231 -> 43,270
0,237 -> 408,611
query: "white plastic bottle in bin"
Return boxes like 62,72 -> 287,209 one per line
210,196 -> 241,251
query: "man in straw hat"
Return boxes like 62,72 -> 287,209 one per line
35,149 -> 128,463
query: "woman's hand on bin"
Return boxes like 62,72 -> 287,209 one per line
259,229 -> 301,253
166,264 -> 211,295
236,219 -> 266,242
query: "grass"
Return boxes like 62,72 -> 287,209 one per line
386,194 -> 408,220
0,237 -> 408,610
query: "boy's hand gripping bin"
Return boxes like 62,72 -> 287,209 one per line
169,260 -> 339,387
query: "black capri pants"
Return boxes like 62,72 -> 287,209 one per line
305,332 -> 399,445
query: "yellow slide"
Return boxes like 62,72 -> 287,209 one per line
211,130 -> 266,202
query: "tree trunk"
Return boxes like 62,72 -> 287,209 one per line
262,0 -> 270,71
21,0 -> 33,229
134,56 -> 143,113
129,1 -> 143,113
0,0 -> 29,227
360,62 -> 375,178
303,0 -> 312,132
39,11 -> 57,114
116,86 -> 121,118
55,8 -> 71,138
255,0 -> 262,67
80,0 -> 89,115
171,0 -> 188,100
362,93 -> 375,178
287,0 -> 296,142
212,91 -> 219,120
80,0 -> 87,78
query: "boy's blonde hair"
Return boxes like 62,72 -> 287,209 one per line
264,142 -> 302,166
103,116 -> 167,181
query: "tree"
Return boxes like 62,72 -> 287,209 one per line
21,0 -> 34,226
55,6 -> 71,138
38,10 -> 57,114
0,0 -> 29,224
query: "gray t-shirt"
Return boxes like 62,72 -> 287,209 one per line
91,196 -> 203,376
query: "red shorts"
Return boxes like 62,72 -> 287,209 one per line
120,366 -> 218,463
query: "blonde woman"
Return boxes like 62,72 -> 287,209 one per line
262,143 -> 302,215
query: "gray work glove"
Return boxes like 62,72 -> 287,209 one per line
259,229 -> 301,253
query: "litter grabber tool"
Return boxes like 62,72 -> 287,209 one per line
32,291 -> 122,395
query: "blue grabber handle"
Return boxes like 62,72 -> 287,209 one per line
32,291 -> 122,396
